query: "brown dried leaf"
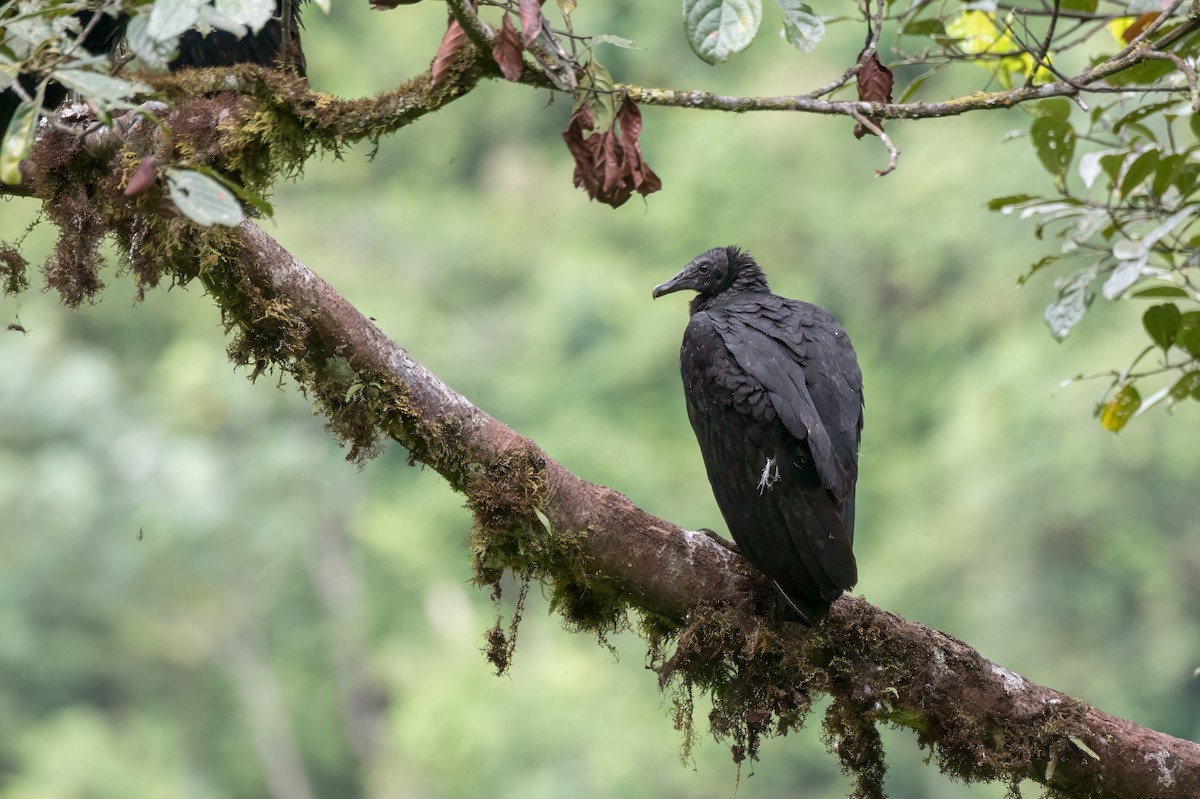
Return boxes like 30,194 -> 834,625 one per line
615,97 -> 661,195
493,13 -> 524,82
519,0 -> 544,46
563,105 -> 603,198
854,50 -> 893,139
601,131 -> 623,199
123,156 -> 158,197
370,0 -> 423,9
432,16 -> 468,87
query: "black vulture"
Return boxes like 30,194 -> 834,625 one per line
1,2 -> 305,135
653,245 -> 864,624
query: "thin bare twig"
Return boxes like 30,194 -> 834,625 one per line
850,110 -> 899,175
1026,0 -> 1063,88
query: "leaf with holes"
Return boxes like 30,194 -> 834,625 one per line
1099,384 -> 1140,432
1178,312 -> 1200,357
1169,371 -> 1200,402
1030,116 -> 1075,181
683,0 -> 762,64
167,168 -> 243,227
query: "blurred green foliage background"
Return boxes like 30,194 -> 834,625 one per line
1,2 -> 1198,797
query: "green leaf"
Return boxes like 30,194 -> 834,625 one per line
1168,371 -> 1200,401
897,68 -> 935,103
1030,116 -> 1075,181
1107,58 -> 1176,87
575,59 -> 616,134
1099,152 -> 1125,183
1143,303 -> 1181,351
1151,152 -> 1183,196
1120,148 -> 1159,196
683,0 -> 763,64
1178,311 -> 1200,356
1131,285 -> 1188,298
775,0 -> 824,53
1099,384 -> 1140,432
0,81 -> 43,185
166,168 -> 244,227
1113,100 -> 1180,135
1060,0 -> 1097,10
900,18 -> 941,36
1015,254 -> 1059,286
985,193 -> 1040,211
1036,98 -> 1071,122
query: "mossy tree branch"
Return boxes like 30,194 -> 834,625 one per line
3,100 -> 1199,796
198,220 -> 1200,799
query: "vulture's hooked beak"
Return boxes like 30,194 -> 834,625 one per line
652,268 -> 694,300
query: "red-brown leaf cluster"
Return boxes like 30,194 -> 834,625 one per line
562,97 -> 661,208
492,13 -> 524,81
853,50 -> 893,140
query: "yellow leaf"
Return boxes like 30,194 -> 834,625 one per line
946,10 -> 1005,56
946,11 -> 1050,87
1108,17 -> 1135,46
1100,384 -> 1140,432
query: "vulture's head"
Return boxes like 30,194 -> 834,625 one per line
652,245 -> 768,301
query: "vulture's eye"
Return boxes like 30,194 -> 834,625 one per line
698,264 -> 711,274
